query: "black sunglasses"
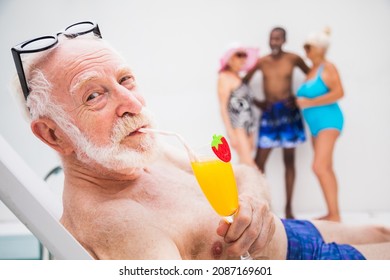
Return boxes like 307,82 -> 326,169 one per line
235,52 -> 248,58
11,21 -> 102,101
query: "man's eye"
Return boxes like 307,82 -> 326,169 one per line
86,92 -> 100,102
119,75 -> 135,84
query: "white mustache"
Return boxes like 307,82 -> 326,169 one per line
110,108 -> 154,144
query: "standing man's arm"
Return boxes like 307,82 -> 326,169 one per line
242,58 -> 261,84
295,55 -> 310,74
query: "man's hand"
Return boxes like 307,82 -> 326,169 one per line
216,195 -> 275,259
284,96 -> 298,109
253,99 -> 269,111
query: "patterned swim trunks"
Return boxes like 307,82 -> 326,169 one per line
281,219 -> 366,260
258,98 -> 306,148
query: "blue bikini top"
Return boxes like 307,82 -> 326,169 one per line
297,64 -> 329,98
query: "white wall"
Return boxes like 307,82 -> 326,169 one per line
0,0 -> 389,219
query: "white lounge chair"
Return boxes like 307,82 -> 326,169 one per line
0,135 -> 92,260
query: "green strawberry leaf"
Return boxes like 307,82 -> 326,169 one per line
211,134 -> 223,148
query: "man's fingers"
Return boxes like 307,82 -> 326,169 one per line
224,202 -> 276,258
216,219 -> 230,237
224,203 -> 252,243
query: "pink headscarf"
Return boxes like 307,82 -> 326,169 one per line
219,43 -> 259,73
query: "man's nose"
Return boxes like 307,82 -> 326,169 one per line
113,86 -> 143,117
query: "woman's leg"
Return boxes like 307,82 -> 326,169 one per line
232,128 -> 256,167
248,132 -> 255,152
312,129 -> 340,221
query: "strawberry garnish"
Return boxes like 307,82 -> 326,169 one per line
211,134 -> 231,162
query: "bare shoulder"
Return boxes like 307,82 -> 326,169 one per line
323,61 -> 339,73
218,71 -> 231,81
257,55 -> 271,69
82,199 -> 181,259
322,61 -> 341,81
259,55 -> 272,63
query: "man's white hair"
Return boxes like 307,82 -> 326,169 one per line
12,54 -> 80,146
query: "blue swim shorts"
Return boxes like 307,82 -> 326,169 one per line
281,219 -> 366,260
258,98 -> 306,149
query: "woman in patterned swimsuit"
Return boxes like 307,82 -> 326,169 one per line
217,44 -> 259,166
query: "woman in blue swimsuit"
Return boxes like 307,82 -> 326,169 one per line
297,28 -> 344,222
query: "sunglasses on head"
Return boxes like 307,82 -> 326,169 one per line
11,21 -> 102,101
235,52 -> 248,58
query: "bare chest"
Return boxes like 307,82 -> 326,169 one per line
262,60 -> 294,81
130,166 -> 225,259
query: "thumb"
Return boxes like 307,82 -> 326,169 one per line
216,219 -> 230,237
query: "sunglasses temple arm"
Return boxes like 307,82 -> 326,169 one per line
11,48 -> 30,101
94,25 -> 102,38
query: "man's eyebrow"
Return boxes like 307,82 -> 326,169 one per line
70,71 -> 103,95
116,66 -> 133,76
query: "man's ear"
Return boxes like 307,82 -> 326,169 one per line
31,117 -> 74,155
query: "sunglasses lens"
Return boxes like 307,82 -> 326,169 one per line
236,52 -> 247,58
21,36 -> 57,51
64,22 -> 95,36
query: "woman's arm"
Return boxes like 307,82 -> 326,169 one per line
298,62 -> 344,108
217,74 -> 236,146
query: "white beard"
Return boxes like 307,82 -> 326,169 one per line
57,107 -> 159,173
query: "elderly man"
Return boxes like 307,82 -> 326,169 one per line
11,21 -> 390,260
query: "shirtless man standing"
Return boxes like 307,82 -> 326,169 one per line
244,27 -> 309,219
11,21 -> 390,260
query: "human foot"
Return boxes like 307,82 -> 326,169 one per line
316,214 -> 341,222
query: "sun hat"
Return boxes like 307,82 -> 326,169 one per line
219,42 -> 259,72
304,27 -> 331,50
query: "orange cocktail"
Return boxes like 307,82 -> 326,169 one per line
191,158 -> 238,218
